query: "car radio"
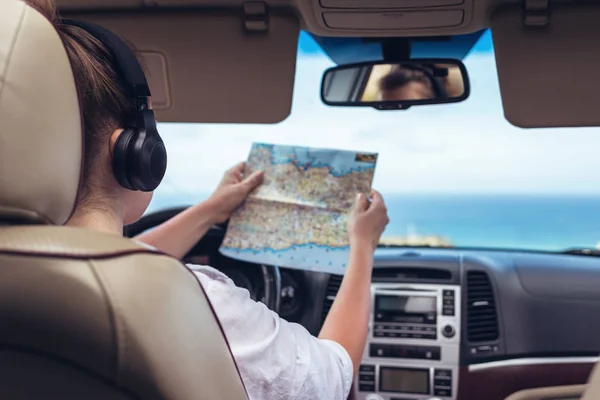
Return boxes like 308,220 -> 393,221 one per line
354,283 -> 461,400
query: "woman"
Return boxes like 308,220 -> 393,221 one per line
377,67 -> 437,101
29,1 -> 389,399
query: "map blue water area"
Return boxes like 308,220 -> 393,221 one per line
252,142 -> 376,177
220,244 -> 350,275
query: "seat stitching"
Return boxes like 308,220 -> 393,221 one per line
89,259 -> 124,386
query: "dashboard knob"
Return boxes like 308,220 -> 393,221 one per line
442,324 -> 456,338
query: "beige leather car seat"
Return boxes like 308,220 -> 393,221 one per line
582,363 -> 600,399
0,1 -> 247,399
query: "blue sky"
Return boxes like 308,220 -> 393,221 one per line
153,30 -> 600,207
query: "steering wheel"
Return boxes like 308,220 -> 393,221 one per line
124,207 -> 281,314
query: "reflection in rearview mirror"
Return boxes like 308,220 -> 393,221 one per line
321,59 -> 470,110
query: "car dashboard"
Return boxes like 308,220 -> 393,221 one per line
185,244 -> 600,400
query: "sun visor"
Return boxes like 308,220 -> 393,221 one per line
65,10 -> 299,124
491,3 -> 600,128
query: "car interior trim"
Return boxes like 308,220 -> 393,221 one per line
468,357 -> 600,372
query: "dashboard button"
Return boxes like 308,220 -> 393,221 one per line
370,343 -> 391,357
434,369 -> 452,378
475,344 -> 498,354
424,347 -> 441,360
360,365 -> 375,372
434,388 -> 451,396
442,306 -> 455,316
359,383 -> 375,392
434,378 -> 451,386
392,345 -> 413,358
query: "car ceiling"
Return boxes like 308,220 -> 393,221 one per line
56,0 -> 505,35
56,0 -> 600,129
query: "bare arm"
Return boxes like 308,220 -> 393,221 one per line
318,190 -> 389,377
134,201 -> 216,259
318,241 -> 373,376
135,162 -> 263,259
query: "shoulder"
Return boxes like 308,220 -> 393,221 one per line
187,263 -> 232,285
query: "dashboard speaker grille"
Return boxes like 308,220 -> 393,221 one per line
321,275 -> 343,325
466,271 -> 499,342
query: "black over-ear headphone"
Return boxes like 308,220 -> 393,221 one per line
62,19 -> 167,192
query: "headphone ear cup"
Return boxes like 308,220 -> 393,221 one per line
112,111 -> 166,192
112,128 -> 137,190
131,109 -> 167,192
139,138 -> 167,191
128,131 -> 167,192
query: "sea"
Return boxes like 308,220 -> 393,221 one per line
147,193 -> 600,253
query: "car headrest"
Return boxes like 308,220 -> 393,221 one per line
0,0 -> 82,225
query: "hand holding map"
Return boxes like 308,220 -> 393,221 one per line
348,190 -> 389,251
219,143 -> 378,274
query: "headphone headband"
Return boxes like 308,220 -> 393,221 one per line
61,19 -> 151,101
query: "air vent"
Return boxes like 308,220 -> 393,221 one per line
466,271 -> 499,342
321,275 -> 343,325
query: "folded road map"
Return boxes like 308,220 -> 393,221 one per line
220,142 -> 378,274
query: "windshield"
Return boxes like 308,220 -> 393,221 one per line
151,30 -> 600,252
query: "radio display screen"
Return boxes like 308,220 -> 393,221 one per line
379,367 -> 430,394
375,295 -> 437,324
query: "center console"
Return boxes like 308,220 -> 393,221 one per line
354,283 -> 461,400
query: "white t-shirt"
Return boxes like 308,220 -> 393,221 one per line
187,263 -> 354,400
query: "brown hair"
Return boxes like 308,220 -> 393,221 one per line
26,0 -> 139,208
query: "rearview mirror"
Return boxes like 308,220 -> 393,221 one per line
321,59 -> 470,110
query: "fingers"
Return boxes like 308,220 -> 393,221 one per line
369,189 -> 389,226
227,162 -> 246,177
241,170 -> 265,191
369,189 -> 385,207
353,193 -> 369,213
369,189 -> 387,211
